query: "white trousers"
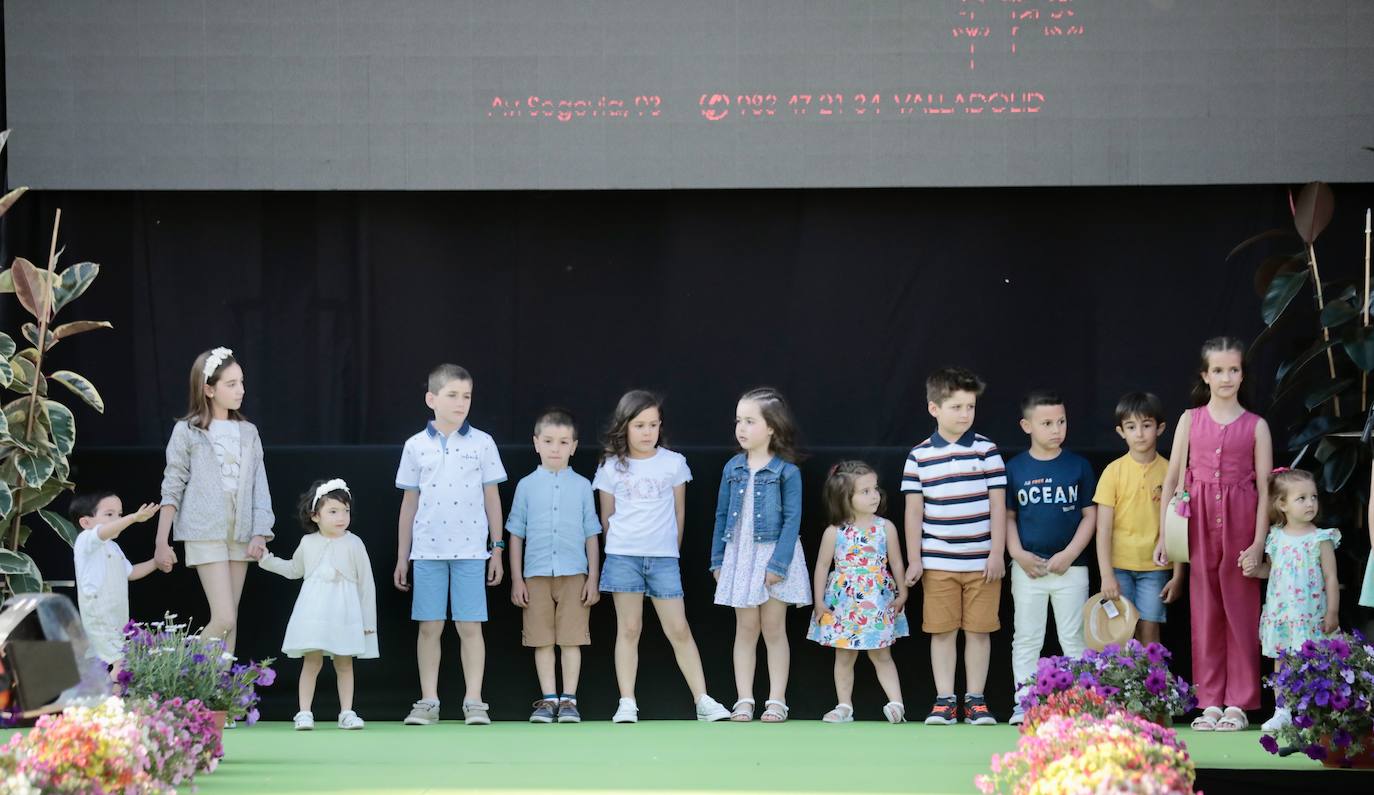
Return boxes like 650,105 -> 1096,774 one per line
1011,563 -> 1089,693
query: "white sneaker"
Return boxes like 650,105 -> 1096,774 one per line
1260,707 -> 1291,734
293,710 -> 314,731
337,710 -> 365,730
696,695 -> 730,722
1009,707 -> 1026,726
612,698 -> 639,723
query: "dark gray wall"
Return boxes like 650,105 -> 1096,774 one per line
6,0 -> 1374,190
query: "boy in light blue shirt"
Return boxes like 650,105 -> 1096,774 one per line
507,409 -> 601,724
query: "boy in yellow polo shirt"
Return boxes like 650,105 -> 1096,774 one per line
1093,392 -> 1184,644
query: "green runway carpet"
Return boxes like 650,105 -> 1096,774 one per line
180,721 -> 1314,795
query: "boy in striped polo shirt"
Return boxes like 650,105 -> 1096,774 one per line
902,367 -> 1007,726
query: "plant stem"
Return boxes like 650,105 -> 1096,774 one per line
1363,209 -> 1371,411
1307,242 -> 1340,418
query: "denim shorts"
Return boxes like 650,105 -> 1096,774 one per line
1114,568 -> 1170,624
412,559 -> 488,622
599,554 -> 684,600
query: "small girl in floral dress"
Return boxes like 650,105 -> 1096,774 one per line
1241,468 -> 1340,734
807,460 -> 910,723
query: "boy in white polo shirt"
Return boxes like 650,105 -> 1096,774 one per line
394,364 -> 507,726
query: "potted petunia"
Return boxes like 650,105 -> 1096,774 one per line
117,614 -> 275,737
1261,632 -> 1374,768
1019,640 -> 1196,726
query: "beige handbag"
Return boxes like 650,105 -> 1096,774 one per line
1163,493 -> 1190,563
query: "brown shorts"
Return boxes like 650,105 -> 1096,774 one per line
922,569 -> 1002,634
522,575 -> 591,647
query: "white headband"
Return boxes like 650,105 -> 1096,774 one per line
312,478 -> 350,510
203,347 -> 233,383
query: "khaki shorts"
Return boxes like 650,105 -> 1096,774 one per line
922,569 -> 1002,634
522,575 -> 590,647
184,539 -> 251,567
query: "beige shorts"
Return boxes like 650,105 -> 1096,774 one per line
922,569 -> 1002,634
522,575 -> 590,647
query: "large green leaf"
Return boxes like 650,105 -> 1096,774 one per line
50,371 -> 103,413
52,262 -> 100,315
6,561 -> 43,595
8,257 -> 52,321
0,549 -> 35,575
0,481 -> 11,521
38,509 -> 79,547
0,357 -> 12,390
13,476 -> 73,515
1319,286 -> 1360,329
52,320 -> 113,341
1288,415 -> 1349,450
0,332 -> 15,359
1253,253 -> 1307,298
15,449 -> 56,486
1304,378 -> 1355,411
1276,338 -> 1338,389
1262,270 -> 1310,326
1322,441 -> 1359,493
1343,326 -> 1374,372
44,400 -> 75,456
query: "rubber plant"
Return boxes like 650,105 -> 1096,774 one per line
1233,181 -> 1372,579
0,130 -> 111,595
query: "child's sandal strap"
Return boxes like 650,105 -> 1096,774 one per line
762,700 -> 789,722
730,698 -> 755,721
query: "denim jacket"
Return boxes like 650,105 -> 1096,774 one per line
709,454 -> 802,577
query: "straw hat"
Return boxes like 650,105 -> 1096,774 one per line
1083,592 -> 1139,651
1163,493 -> 1190,563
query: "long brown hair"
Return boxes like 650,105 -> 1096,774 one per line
1189,336 -> 1249,408
602,390 -> 665,471
823,460 -> 884,525
738,387 -> 803,463
180,348 -> 247,430
1267,468 -> 1317,527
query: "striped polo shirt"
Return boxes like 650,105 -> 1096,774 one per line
901,429 -> 1007,572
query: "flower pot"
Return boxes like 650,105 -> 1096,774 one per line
1320,734 -> 1374,769
209,711 -> 227,741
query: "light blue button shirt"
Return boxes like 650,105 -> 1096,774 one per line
506,467 -> 601,577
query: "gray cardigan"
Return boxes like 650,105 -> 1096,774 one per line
159,420 -> 275,542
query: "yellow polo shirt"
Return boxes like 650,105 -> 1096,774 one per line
1093,453 -> 1169,572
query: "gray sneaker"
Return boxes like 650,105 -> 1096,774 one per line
529,699 -> 556,724
557,700 -> 581,723
404,699 -> 440,725
463,700 -> 491,725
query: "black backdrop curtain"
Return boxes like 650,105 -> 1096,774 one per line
5,185 -> 1357,450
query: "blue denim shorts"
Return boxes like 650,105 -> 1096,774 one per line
599,554 -> 683,600
1114,568 -> 1170,624
412,559 -> 488,622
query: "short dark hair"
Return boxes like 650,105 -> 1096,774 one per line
69,491 -> 119,522
297,479 -> 354,532
427,364 -> 472,394
1020,389 -> 1064,416
926,367 -> 986,405
1114,392 -> 1166,426
534,408 -> 578,438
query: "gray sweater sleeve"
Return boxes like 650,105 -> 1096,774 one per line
250,431 -> 275,539
160,422 -> 191,509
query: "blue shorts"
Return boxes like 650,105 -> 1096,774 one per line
1114,568 -> 1170,624
599,554 -> 683,600
412,559 -> 488,622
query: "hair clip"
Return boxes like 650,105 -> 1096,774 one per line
312,478 -> 350,509
1271,467 -> 1291,475
827,463 -> 839,477
203,347 -> 233,383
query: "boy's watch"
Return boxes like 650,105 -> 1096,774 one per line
490,539 -> 506,551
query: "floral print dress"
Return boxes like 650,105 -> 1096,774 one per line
806,518 -> 909,650
1260,526 -> 1340,658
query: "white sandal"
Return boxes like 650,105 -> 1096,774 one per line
822,703 -> 854,723
883,701 -> 906,724
1191,706 -> 1223,731
1215,706 -> 1248,732
730,698 -> 755,722
337,710 -> 365,730
761,700 -> 789,723
293,710 -> 314,731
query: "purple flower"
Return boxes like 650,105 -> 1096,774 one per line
1330,638 -> 1351,659
1077,672 -> 1097,688
1145,643 -> 1168,664
1332,694 -> 1351,711
1259,734 -> 1279,754
1333,729 -> 1353,748
246,708 -> 260,725
257,666 -> 276,687
1144,668 -> 1168,696
115,668 -> 133,686
192,653 -> 207,664
1293,714 -> 1314,729
1305,744 -> 1329,761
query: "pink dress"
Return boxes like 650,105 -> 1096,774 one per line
1185,407 -> 1261,709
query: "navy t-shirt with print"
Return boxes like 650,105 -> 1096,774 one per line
1005,449 -> 1097,566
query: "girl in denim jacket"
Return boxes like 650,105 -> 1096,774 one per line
155,347 -> 274,659
710,387 -> 811,722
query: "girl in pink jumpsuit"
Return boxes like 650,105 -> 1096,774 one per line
1156,336 -> 1272,731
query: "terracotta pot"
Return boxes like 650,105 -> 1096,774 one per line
1319,734 -> 1374,769
209,710 -> 227,741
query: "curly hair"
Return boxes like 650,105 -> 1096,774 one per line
602,390 -> 665,471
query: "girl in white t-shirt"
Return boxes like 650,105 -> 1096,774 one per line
594,390 -> 729,723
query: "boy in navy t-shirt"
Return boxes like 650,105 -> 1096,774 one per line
1005,390 -> 1097,725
